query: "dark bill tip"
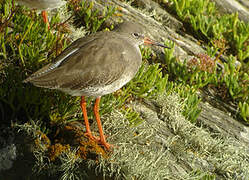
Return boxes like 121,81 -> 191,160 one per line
144,37 -> 170,49
153,42 -> 170,48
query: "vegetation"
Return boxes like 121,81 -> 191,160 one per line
1,0 -> 249,179
68,0 -> 116,32
155,0 -> 249,122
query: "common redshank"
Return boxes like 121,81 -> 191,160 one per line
16,0 -> 65,29
23,21 -> 169,149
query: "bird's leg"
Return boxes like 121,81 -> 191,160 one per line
94,97 -> 112,150
41,10 -> 50,30
80,96 -> 96,140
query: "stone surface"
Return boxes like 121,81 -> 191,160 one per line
214,0 -> 249,23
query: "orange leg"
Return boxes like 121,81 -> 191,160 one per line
80,96 -> 95,140
94,97 -> 112,150
41,10 -> 50,30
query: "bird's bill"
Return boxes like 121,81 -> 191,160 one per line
144,37 -> 170,48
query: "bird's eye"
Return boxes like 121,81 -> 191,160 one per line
133,32 -> 139,37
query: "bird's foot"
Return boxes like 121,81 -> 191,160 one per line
100,140 -> 113,150
84,132 -> 99,141
84,132 -> 113,150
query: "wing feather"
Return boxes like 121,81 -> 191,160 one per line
24,31 -> 128,91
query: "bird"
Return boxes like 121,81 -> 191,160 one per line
23,21 -> 169,150
16,0 -> 66,29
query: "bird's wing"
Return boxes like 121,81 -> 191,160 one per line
24,32 -> 130,90
24,31 -> 104,83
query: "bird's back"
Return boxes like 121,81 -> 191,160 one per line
24,31 -> 142,97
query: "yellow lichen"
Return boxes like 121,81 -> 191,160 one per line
48,143 -> 70,161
